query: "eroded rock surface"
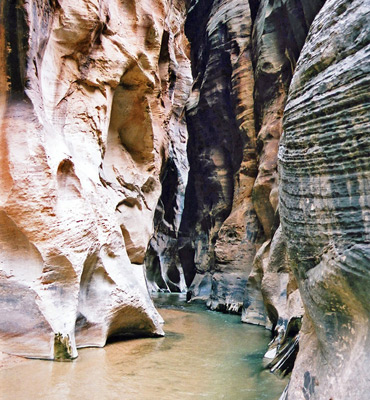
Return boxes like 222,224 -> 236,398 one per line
0,0 -> 190,360
251,0 -> 326,241
179,0 -> 326,319
279,0 -> 370,397
1,3 -> 369,398
241,3 -> 326,373
179,0 -> 260,312
145,0 -> 192,293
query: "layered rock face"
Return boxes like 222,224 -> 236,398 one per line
0,0 -> 189,360
145,0 -> 192,293
179,0 -> 260,312
252,0 -> 327,238
178,2 -> 370,394
178,0 -> 326,320
243,0 -> 325,339
1,4 -> 369,398
279,0 -> 370,397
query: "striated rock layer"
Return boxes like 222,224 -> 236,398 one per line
242,0 -> 325,358
178,0 -> 326,320
179,0 -> 260,312
279,0 -> 370,397
252,0 -> 327,241
0,0 -> 190,360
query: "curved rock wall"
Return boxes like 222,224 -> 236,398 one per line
1,3 -> 369,396
178,0 -> 326,319
179,0 -> 260,312
145,0 -> 192,293
279,0 -> 370,397
0,0 -> 189,360
243,0 -> 325,340
252,0 -> 326,239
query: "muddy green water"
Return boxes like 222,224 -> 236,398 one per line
1,294 -> 286,400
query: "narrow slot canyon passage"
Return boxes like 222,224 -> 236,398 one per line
0,0 -> 369,399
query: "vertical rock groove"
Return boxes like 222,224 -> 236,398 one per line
145,0 -> 192,293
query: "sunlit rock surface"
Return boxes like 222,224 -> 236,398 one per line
0,0 -> 190,360
279,0 -> 370,397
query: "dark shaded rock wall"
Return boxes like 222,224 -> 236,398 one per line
146,0 -> 370,397
177,0 -> 326,319
279,0 -> 370,397
178,0 -> 260,312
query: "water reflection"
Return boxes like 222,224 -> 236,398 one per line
1,294 -> 286,400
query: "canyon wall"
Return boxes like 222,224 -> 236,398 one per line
174,0 -> 370,396
179,0 -> 260,312
145,0 -> 192,293
0,0 -> 189,360
1,1 -> 369,397
242,0 -> 326,357
280,0 -> 370,397
178,0 -> 325,326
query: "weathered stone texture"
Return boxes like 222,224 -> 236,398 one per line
241,6 -> 328,373
180,0 -> 327,316
279,0 -> 370,397
243,0 -> 326,327
251,0 -> 326,241
0,0 -> 190,360
179,0 -> 260,312
145,0 -> 192,293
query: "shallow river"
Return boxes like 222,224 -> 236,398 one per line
1,294 -> 286,400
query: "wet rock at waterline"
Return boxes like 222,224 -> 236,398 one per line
0,0 -> 193,360
279,0 -> 370,397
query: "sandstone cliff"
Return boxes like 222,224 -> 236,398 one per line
164,0 -> 369,397
145,0 -> 192,293
177,0 -> 326,327
0,0 -> 189,360
280,0 -> 370,397
242,0 -> 326,365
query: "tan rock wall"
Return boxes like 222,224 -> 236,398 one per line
242,0 -> 325,334
0,0 -> 189,360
